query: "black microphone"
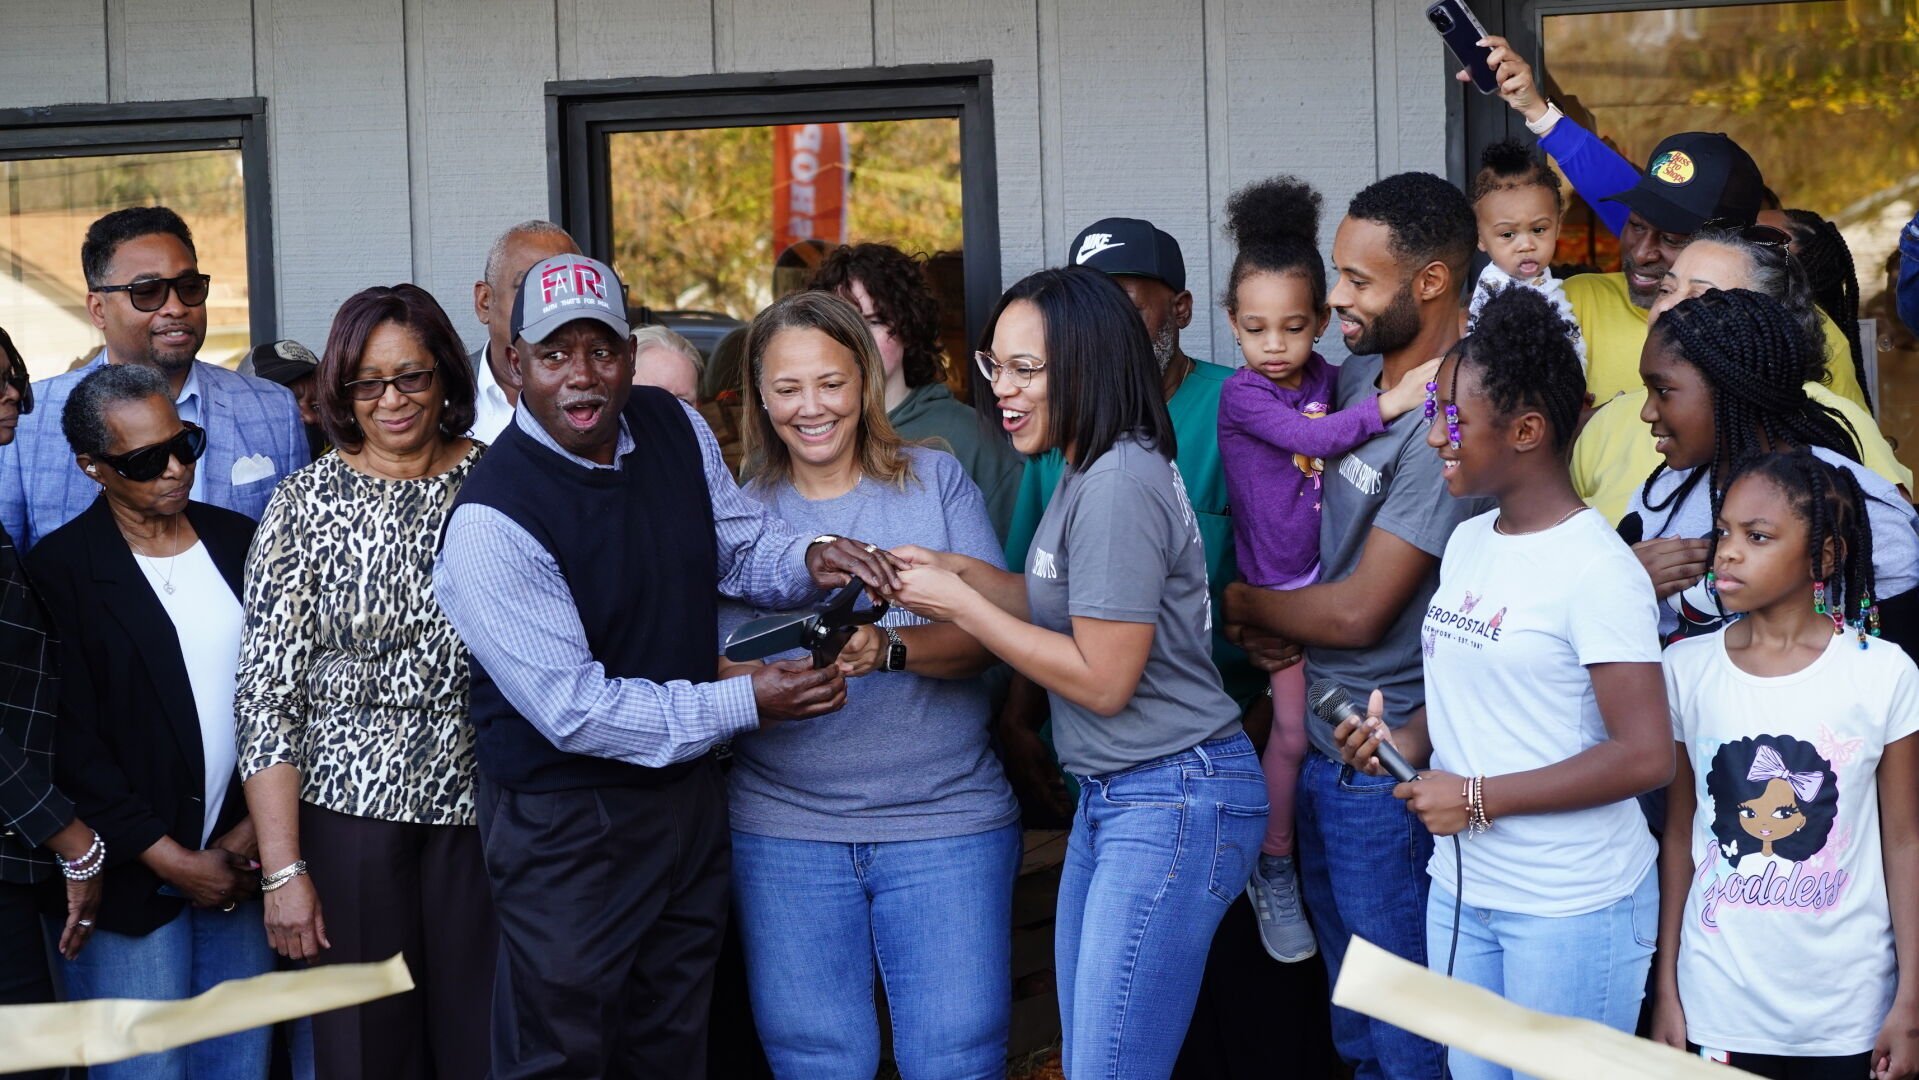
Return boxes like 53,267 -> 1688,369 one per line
1306,680 -> 1418,783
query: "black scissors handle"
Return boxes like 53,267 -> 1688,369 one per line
804,577 -> 888,668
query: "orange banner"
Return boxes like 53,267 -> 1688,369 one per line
772,123 -> 849,256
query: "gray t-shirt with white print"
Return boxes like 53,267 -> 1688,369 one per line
1025,435 -> 1241,777
1304,353 -> 1492,760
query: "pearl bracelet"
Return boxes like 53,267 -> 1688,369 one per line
55,832 -> 106,880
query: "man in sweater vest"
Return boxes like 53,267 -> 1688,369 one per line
433,253 -> 902,1079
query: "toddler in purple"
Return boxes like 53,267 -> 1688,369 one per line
1215,176 -> 1438,964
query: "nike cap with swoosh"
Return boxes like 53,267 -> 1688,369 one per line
1068,217 -> 1186,292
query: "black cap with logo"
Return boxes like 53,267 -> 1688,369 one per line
1604,131 -> 1765,236
1067,217 -> 1186,292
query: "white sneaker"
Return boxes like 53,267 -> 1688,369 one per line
1246,855 -> 1317,963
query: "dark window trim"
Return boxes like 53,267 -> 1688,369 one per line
0,97 -> 277,346
545,62 -> 1000,352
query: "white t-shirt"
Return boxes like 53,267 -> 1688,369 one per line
1424,508 -> 1662,916
1664,629 -> 1919,1057
1625,445 -> 1919,643
133,541 -> 244,846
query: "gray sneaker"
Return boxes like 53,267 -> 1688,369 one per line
1246,854 -> 1317,963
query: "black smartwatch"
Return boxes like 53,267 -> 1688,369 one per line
880,625 -> 907,672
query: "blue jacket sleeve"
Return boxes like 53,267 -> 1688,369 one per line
1899,211 -> 1919,338
1538,115 -> 1639,239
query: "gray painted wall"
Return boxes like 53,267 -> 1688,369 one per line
0,0 -> 1451,366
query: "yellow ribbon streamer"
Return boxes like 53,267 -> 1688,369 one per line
1331,936 -> 1758,1080
0,954 -> 412,1071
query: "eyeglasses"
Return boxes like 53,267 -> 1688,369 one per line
974,351 -> 1046,388
91,423 -> 206,482
343,363 -> 438,401
91,273 -> 212,313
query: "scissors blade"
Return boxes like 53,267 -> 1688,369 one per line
723,613 -> 818,662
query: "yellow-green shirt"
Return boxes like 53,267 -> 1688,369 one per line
1571,381 -> 1911,525
1563,272 -> 1868,410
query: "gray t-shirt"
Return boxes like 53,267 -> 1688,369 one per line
1025,435 -> 1241,776
1304,354 -> 1492,760
720,448 -> 1019,842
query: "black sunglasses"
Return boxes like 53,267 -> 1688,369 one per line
343,363 -> 437,401
91,423 -> 207,482
92,273 -> 212,313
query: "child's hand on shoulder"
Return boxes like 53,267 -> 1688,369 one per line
1873,998 -> 1919,1079
1380,357 -> 1444,422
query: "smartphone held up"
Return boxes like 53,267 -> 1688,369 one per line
1426,0 -> 1498,94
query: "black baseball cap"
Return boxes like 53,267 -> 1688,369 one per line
239,340 -> 319,386
1604,132 -> 1765,236
1068,218 -> 1186,292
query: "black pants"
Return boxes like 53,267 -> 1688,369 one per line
1,879 -> 59,1080
1690,1044 -> 1873,1079
299,803 -> 497,1080
479,762 -> 730,1080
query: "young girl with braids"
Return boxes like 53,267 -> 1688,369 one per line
1214,175 -> 1438,963
1654,449 -> 1919,1080
1627,288 -> 1919,648
1340,286 -> 1671,1080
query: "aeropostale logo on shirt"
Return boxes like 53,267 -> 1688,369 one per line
1424,589 -> 1507,653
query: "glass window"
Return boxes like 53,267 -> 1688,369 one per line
1,148 -> 252,381
1539,1 -> 1919,462
608,117 -> 964,332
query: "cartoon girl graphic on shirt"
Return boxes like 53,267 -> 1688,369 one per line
1706,735 -> 1839,867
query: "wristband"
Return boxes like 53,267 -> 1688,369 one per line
1524,102 -> 1563,137
260,859 -> 309,892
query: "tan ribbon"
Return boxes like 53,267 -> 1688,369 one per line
0,954 -> 412,1071
1331,936 -> 1758,1080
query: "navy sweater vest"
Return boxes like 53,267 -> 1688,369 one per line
451,390 -> 719,791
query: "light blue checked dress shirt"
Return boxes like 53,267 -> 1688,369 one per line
433,403 -> 823,769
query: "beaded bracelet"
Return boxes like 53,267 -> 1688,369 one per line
1467,775 -> 1492,835
55,832 -> 106,881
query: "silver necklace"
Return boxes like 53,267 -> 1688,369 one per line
1493,504 -> 1588,536
135,515 -> 181,594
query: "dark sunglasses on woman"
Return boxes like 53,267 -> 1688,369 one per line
91,273 -> 213,313
91,423 -> 208,482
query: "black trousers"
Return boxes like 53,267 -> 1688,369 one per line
1689,1044 -> 1874,1079
479,761 -> 730,1080
299,803 -> 497,1080
1,879 -> 59,1080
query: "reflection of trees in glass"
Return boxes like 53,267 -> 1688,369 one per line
4,151 -> 243,215
1545,1 -> 1918,273
609,119 -> 962,319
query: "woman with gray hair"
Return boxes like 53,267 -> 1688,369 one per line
28,362 -> 273,1080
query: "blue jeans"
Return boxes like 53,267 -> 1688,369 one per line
731,823 -> 1021,1080
1296,751 -> 1447,1080
51,900 -> 275,1080
1057,733 -> 1267,1080
1426,864 -> 1657,1080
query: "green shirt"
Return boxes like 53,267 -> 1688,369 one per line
1003,358 -> 1263,705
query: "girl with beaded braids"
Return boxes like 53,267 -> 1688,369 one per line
1627,288 -> 1919,649
1654,449 -> 1919,1080
1342,285 -> 1672,1080
1214,175 -> 1439,964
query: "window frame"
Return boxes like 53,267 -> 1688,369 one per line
545,62 -> 1000,349
1451,0 -> 1805,185
0,97 -> 277,344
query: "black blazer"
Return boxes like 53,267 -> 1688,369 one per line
27,497 -> 255,935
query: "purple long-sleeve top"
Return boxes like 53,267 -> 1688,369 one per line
1218,355 -> 1386,588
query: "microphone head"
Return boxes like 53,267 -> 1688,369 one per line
1616,511 -> 1644,546
1307,679 -> 1355,725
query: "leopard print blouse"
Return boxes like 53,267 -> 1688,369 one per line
234,445 -> 483,825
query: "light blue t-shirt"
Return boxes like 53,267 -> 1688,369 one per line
719,447 -> 1019,842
